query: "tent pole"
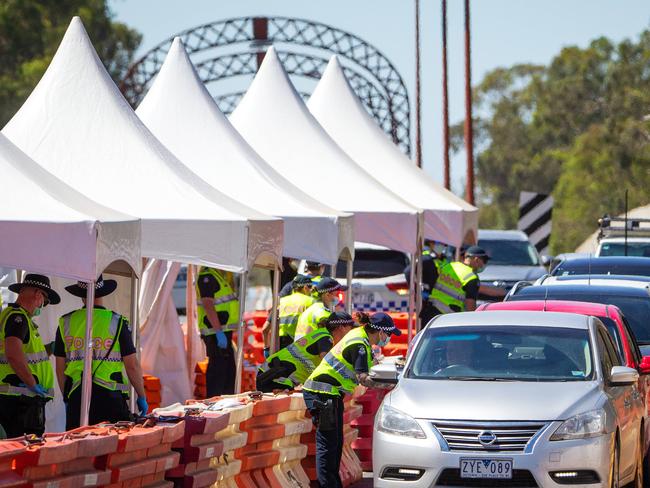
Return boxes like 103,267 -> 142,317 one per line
128,272 -> 139,412
79,280 -> 96,427
185,265 -> 195,385
234,271 -> 248,393
407,253 -> 416,344
415,225 -> 424,332
345,258 -> 353,314
269,264 -> 281,354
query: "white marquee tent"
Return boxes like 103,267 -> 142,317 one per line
136,38 -> 354,265
3,17 -> 284,273
309,56 -> 478,247
230,47 -> 421,255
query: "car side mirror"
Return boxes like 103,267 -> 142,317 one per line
639,356 -> 650,375
370,357 -> 402,384
609,366 -> 639,386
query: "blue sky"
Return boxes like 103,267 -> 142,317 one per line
109,0 -> 650,194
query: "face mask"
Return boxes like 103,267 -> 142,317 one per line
377,333 -> 390,348
476,265 -> 486,274
33,307 -> 42,317
327,296 -> 340,310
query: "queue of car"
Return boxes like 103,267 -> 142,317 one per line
371,251 -> 650,488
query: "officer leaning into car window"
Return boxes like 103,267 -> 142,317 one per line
0,274 -> 59,438
294,277 -> 346,340
257,311 -> 355,392
302,312 -> 399,488
55,275 -> 147,429
195,266 -> 240,396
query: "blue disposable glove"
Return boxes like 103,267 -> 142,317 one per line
137,396 -> 149,416
421,291 -> 430,300
263,347 -> 270,359
28,384 -> 48,397
215,330 -> 228,349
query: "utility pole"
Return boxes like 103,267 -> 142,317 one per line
414,0 -> 422,167
464,0 -> 475,204
441,0 -> 451,189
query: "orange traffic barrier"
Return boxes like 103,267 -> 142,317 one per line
144,375 -> 163,412
194,361 -> 208,400
0,440 -> 26,487
351,388 -> 388,472
210,400 -> 253,487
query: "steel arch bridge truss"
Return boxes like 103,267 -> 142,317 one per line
121,16 -> 412,155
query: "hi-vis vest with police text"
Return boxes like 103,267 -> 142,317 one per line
0,306 -> 54,398
294,301 -> 331,340
303,327 -> 373,396
278,292 -> 315,339
58,308 -> 129,398
196,267 -> 240,334
428,261 -> 477,313
258,328 -> 331,388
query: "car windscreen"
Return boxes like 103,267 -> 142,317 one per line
478,239 -> 540,266
600,242 -> 650,257
552,260 -> 650,276
406,326 -> 593,382
511,290 -> 650,345
406,324 -> 594,381
334,249 -> 409,279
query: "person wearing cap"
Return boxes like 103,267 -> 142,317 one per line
0,274 -> 59,438
262,274 -> 315,356
257,311 -> 356,392
302,312 -> 399,487
427,246 -> 504,319
54,275 -> 147,429
195,266 -> 240,396
294,277 -> 346,340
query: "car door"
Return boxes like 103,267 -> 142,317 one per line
598,327 -> 637,478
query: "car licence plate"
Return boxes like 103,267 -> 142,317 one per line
352,292 -> 374,304
460,458 -> 513,479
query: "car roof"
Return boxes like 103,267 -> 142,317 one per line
555,256 -> 650,267
429,310 -> 591,329
540,276 -> 650,287
480,299 -> 611,316
478,229 -> 529,241
514,284 -> 650,298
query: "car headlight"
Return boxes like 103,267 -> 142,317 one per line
550,409 -> 607,441
377,404 -> 426,439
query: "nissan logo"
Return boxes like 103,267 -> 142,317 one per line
478,431 -> 498,446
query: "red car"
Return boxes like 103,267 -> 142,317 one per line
478,299 -> 650,461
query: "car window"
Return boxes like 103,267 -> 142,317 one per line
407,325 -> 593,382
600,242 -> 650,257
599,317 -> 624,364
334,249 -> 409,279
478,239 -> 540,266
552,261 -> 650,276
597,327 -> 621,378
620,315 -> 643,366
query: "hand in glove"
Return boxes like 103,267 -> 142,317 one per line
137,396 -> 149,416
216,330 -> 228,349
263,347 -> 270,359
28,384 -> 48,397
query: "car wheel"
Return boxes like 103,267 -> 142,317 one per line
610,437 -> 620,488
633,432 -> 644,488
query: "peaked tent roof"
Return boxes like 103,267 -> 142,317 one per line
136,38 -> 353,264
3,17 -> 283,272
309,56 -> 478,247
230,47 -> 420,254
0,133 -> 141,281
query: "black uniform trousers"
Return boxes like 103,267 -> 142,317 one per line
0,394 -> 46,438
65,382 -> 131,430
302,389 -> 345,488
202,331 -> 236,397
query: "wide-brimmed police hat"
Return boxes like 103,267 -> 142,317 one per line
367,312 -> 402,336
292,274 -> 313,288
315,277 -> 348,294
9,274 -> 61,306
465,246 -> 490,261
324,311 -> 357,329
65,274 -> 117,299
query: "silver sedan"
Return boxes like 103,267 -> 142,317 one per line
372,311 -> 645,487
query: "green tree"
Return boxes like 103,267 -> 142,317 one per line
0,0 -> 141,125
452,31 -> 650,253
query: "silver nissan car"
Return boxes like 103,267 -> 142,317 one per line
372,311 -> 644,487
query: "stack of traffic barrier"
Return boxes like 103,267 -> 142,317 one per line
12,427 -> 117,487
96,421 -> 183,488
380,312 -> 411,357
194,360 -> 208,400
241,311 -> 268,365
235,393 -> 311,487
211,399 -> 254,487
0,440 -> 25,487
351,388 -> 388,472
144,375 -> 162,413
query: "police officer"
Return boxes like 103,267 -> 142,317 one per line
195,266 -> 239,396
294,277 -> 346,340
0,274 -> 59,438
54,275 -> 147,429
302,312 -> 400,488
428,245 -> 503,316
257,311 -> 355,392
263,275 -> 315,356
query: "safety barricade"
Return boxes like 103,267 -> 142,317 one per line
351,388 -> 388,472
144,375 -> 162,413
194,360 -> 208,400
0,440 -> 25,487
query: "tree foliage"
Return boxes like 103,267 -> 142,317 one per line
453,31 -> 650,253
0,0 -> 141,125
